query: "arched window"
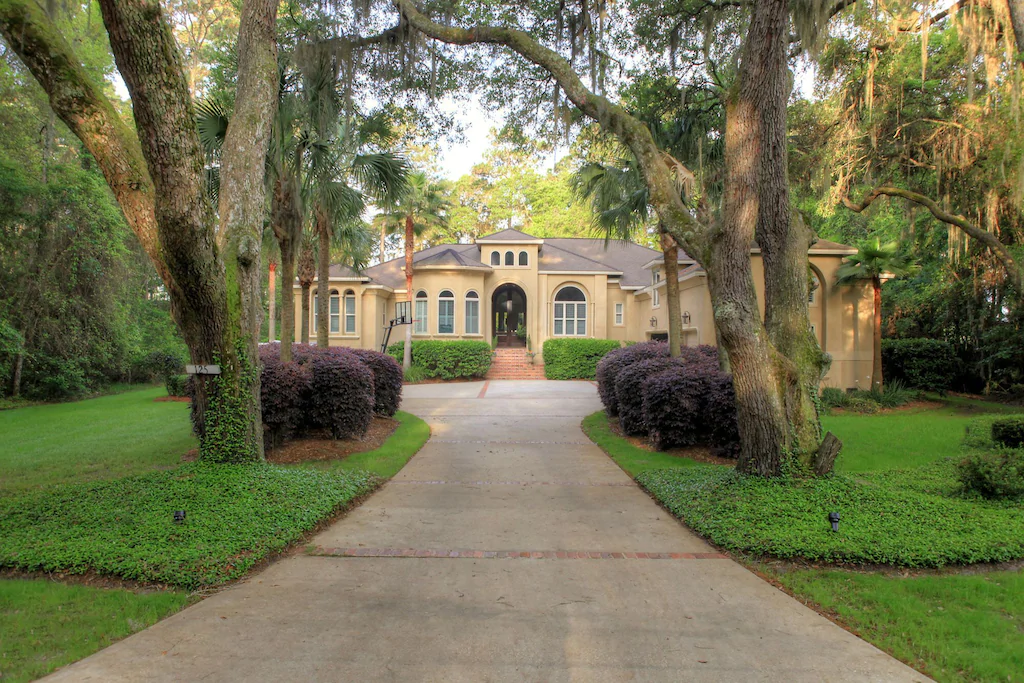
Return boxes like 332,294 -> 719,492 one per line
518,251 -> 528,266
504,251 -> 514,266
808,274 -> 821,305
313,289 -> 341,334
553,286 -> 587,336
414,290 -> 428,334
465,290 -> 480,335
490,251 -> 501,266
438,290 -> 455,334
344,289 -> 356,334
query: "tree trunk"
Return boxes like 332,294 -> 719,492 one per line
279,238 -> 295,361
660,230 -> 682,357
300,283 -> 311,344
403,213 -> 414,370
268,260 -> 276,343
380,223 -> 388,264
316,210 -> 331,348
752,0 -> 830,462
10,348 -> 23,398
1007,0 -> 1024,64
872,276 -> 883,391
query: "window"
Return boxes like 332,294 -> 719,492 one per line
490,251 -> 500,266
438,290 -> 455,334
614,302 -> 624,326
344,289 -> 356,334
809,275 -> 820,305
518,251 -> 528,266
653,271 -> 661,308
553,286 -> 587,336
313,289 -> 340,334
414,290 -> 428,334
504,251 -> 514,266
465,290 -> 480,334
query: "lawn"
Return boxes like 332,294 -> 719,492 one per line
0,579 -> 191,683
583,398 -> 1024,682
0,386 -> 196,494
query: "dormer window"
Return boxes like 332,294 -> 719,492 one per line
490,251 -> 500,266
518,251 -> 528,266
504,251 -> 514,266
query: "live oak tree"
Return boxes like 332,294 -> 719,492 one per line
0,0 -> 278,462
376,0 -> 844,476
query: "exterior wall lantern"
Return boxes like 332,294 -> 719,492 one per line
682,311 -> 691,326
649,316 -> 657,328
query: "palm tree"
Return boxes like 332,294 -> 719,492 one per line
836,239 -> 918,391
375,171 -> 451,370
297,232 -> 316,344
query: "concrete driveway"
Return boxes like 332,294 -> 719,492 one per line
45,380 -> 928,682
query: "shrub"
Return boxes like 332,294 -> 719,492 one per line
165,374 -> 190,398
615,357 -> 679,436
957,451 -> 1024,499
595,341 -> 668,415
992,417 -> 1024,449
387,340 -> 491,379
853,379 -> 917,409
307,351 -> 375,439
404,364 -> 428,383
259,351 -> 310,447
820,387 -> 850,409
350,349 -> 403,416
640,347 -> 737,456
845,396 -> 880,414
542,338 -> 622,380
881,338 -> 959,392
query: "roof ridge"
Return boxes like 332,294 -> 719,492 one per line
540,241 -> 620,271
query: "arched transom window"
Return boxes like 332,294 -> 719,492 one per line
414,290 -> 428,334
465,290 -> 480,335
553,286 -> 587,336
438,289 -> 455,334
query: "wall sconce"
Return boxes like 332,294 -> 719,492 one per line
682,311 -> 691,326
649,316 -> 658,328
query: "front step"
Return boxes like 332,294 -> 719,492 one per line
486,348 -> 546,380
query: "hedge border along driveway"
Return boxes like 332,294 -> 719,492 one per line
542,338 -> 621,379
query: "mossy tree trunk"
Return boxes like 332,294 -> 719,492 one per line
0,0 -> 278,462
660,229 -> 683,357
316,210 -> 331,348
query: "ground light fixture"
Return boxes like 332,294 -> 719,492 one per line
174,510 -> 187,524
828,511 -> 840,532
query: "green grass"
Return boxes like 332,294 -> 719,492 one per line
296,410 -> 430,479
771,569 -> 1024,683
0,579 -> 191,683
581,411 -> 702,476
0,386 -> 196,494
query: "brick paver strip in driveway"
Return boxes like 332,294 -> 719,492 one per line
44,380 -> 930,682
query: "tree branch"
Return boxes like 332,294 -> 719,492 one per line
842,186 -> 1023,292
0,0 -> 167,282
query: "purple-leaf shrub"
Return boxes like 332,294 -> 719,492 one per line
308,351 -> 375,439
595,341 -> 668,416
350,348 -> 403,417
615,357 -> 680,436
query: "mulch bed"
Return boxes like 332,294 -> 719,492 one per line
181,416 -> 399,464
154,396 -> 191,403
606,417 -> 736,467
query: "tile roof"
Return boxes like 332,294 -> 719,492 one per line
361,242 -> 483,289
542,238 -> 665,287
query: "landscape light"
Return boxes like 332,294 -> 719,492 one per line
174,510 -> 187,524
828,511 -> 840,532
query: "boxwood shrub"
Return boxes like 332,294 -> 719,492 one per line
542,338 -> 622,380
595,341 -> 668,416
881,338 -> 959,391
387,340 -> 491,379
351,348 -> 403,416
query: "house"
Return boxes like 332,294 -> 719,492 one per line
293,228 -> 875,389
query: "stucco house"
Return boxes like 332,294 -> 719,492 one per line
293,228 -> 875,389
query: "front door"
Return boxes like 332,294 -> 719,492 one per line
492,284 -> 527,347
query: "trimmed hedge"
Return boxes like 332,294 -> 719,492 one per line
595,341 -> 668,415
259,351 -> 310,447
615,357 -> 678,436
957,450 -> 1024,500
307,351 -> 375,439
351,349 -> 403,416
881,338 -> 959,391
387,340 -> 491,379
542,338 -> 622,380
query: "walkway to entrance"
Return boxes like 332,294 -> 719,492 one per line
45,381 -> 926,682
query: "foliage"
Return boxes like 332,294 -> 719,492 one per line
773,568 -> 1024,683
258,350 -> 310,447
350,349 -> 403,416
614,357 -> 678,436
819,387 -> 850,409
542,338 -> 622,380
637,462 -> 1024,567
881,339 -> 960,392
293,410 -> 430,480
403,363 -> 428,383
134,350 -> 186,384
594,341 -> 667,414
0,579 -> 190,683
991,417 -> 1024,450
164,375 -> 190,398
581,411 -> 704,477
956,450 -> 1024,500
306,350 -> 375,439
386,340 -> 491,379
0,463 -> 379,588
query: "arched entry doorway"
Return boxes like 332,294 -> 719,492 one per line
492,283 -> 527,347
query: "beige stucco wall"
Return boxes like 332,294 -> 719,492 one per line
293,245 -> 873,389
